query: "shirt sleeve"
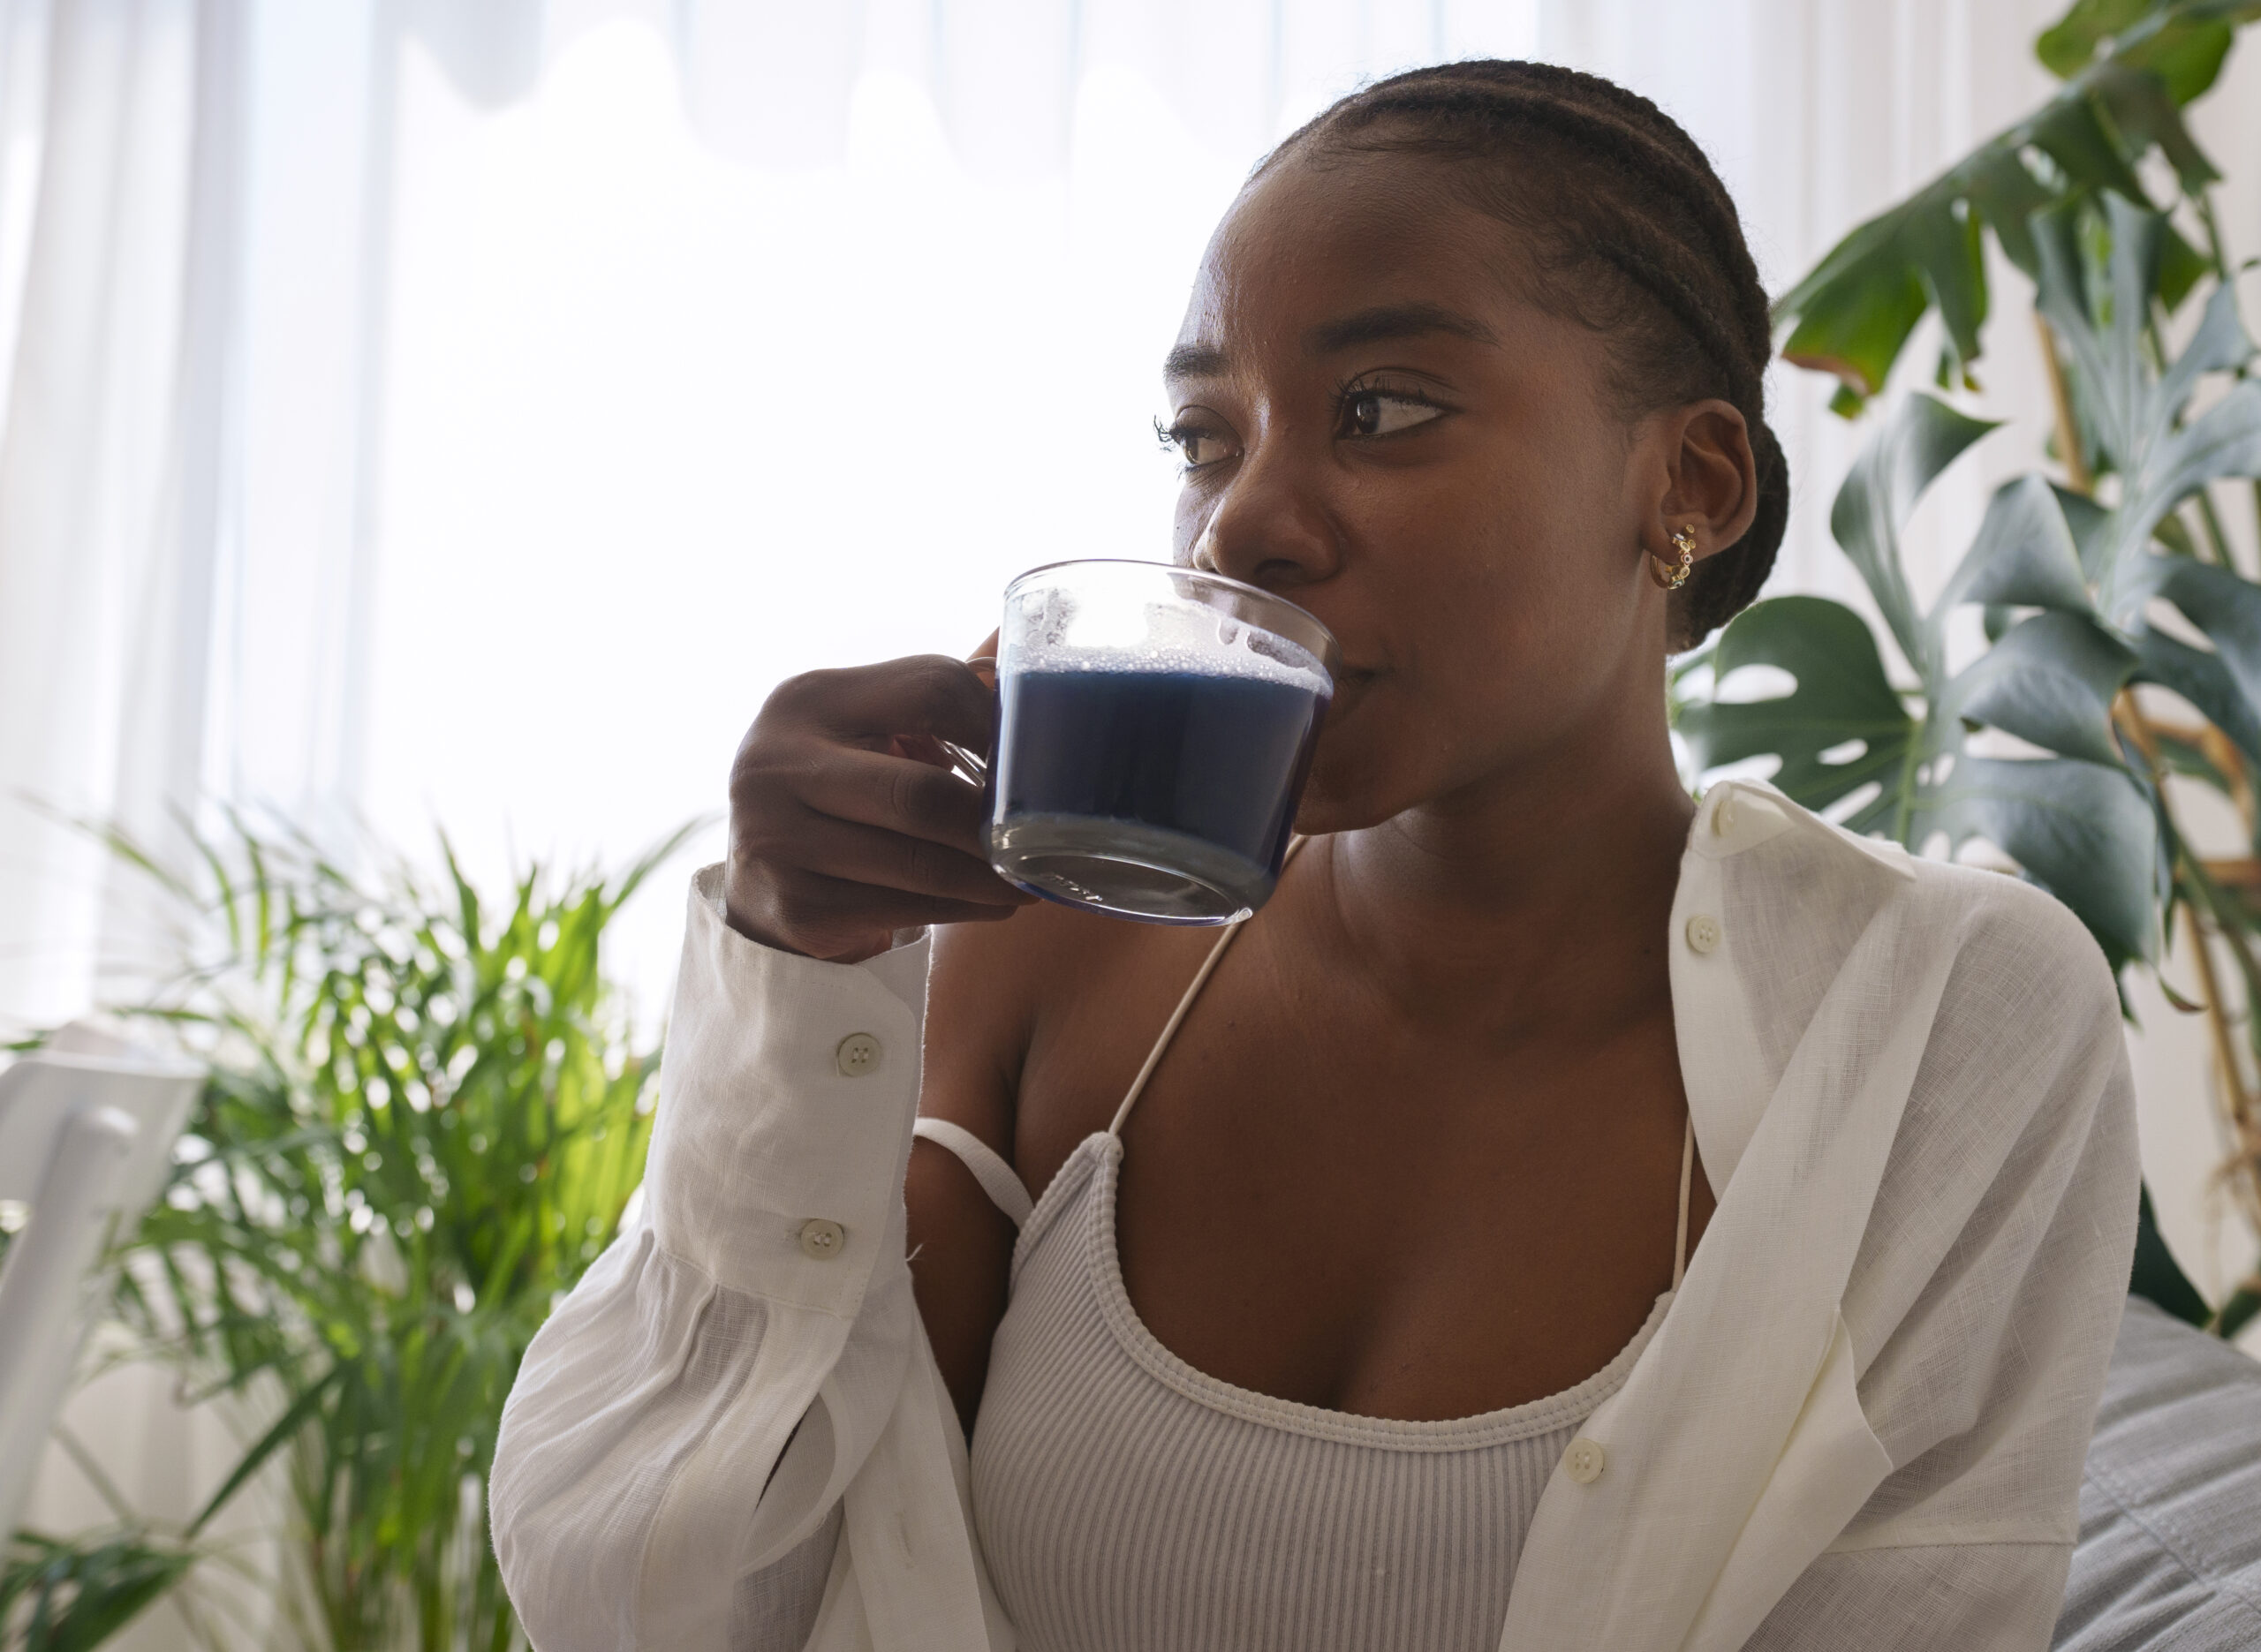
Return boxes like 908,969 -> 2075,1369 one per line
1747,879 -> 2140,1649
491,866 -> 932,1652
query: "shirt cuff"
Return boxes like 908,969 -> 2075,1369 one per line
644,865 -> 931,1316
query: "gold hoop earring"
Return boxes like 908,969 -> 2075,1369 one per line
1649,524 -> 1697,592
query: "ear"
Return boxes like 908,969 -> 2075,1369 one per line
1634,399 -> 1758,574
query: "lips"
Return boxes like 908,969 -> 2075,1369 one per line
1322,666 -> 1377,720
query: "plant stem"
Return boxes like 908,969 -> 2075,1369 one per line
2176,876 -> 2253,1158
2171,853 -> 2261,1286
2196,189 -> 2232,284
2119,694 -> 2261,1335
2036,312 -> 2093,495
55,1422 -> 140,1524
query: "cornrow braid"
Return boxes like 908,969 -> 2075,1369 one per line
1262,61 -> 1788,647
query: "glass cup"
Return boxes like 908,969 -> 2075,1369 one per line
985,560 -> 1338,924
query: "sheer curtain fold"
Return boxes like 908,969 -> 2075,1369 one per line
0,0 -> 238,1026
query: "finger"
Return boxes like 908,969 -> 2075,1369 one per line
964,631 -> 1000,691
790,806 -> 1034,908
799,656 -> 994,750
794,746 -> 989,849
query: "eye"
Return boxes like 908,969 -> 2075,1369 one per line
1156,414 -> 1236,471
1341,388 -> 1443,439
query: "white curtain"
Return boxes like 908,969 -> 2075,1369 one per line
0,0 -> 230,1028
9,4 -> 2259,1626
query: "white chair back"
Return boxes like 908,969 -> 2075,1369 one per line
0,1025 -> 201,1541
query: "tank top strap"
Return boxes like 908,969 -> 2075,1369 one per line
1108,835 -> 1308,1138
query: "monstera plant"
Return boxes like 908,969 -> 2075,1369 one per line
1678,0 -> 2261,1337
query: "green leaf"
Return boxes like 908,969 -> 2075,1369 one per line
2127,621 -> 2261,762
2158,220 -> 2213,310
2059,485 -> 2116,582
1911,199 -> 1990,377
2120,17 -> 2237,103
1779,218 -> 1932,399
1830,392 -> 2001,678
2028,90 -> 2155,205
2036,0 -> 2249,103
2089,59 -> 2222,188
185,1362 -> 344,1538
2122,550 -> 2261,716
1916,755 -> 2159,960
1937,473 -> 2098,617
2104,381 -> 2261,603
2033,197 -> 2159,474
1943,610 -> 2137,766
2216,1279 -> 2261,1338
2,1530 -> 195,1652
2153,280 -> 2251,434
2131,1181 -> 2212,1324
1964,149 -> 2055,276
2038,0 -> 2159,79
1674,596 -> 1916,818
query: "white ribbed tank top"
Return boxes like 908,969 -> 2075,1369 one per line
929,845 -> 1694,1651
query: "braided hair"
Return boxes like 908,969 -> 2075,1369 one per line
1261,61 -> 1787,649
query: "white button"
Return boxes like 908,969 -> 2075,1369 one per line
1563,1437 -> 1607,1485
798,1218 -> 845,1259
1685,914 -> 1721,954
836,1032 -> 881,1077
1713,794 -> 1738,835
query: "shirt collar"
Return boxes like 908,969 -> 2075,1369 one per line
1687,778 -> 1917,882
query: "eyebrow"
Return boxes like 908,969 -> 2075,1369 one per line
1163,342 -> 1229,380
1162,302 -> 1499,381
1308,302 -> 1500,354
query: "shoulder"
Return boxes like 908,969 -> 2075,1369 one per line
1872,851 -> 2132,1204
1894,852 -> 2123,1049
1713,786 -> 2127,1140
1719,783 -> 2121,1042
922,895 -> 1203,1152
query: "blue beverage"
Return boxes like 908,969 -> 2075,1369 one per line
990,664 -> 1329,924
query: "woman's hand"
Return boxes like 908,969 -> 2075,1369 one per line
725,653 -> 1034,963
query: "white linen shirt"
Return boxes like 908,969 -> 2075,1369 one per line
491,780 -> 2138,1651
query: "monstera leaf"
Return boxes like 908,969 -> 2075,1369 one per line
2028,196 -> 2261,590
1828,396 -> 1999,675
1774,0 -> 2257,413
1678,392 -> 2160,961
1675,596 -> 1914,832
1914,756 -> 2161,964
2040,0 -> 2238,109
1944,611 -> 2136,767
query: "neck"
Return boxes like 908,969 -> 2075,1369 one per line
1315,717 -> 1695,1031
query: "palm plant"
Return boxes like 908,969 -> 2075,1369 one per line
1679,0 -> 2261,1335
4,816 -> 692,1649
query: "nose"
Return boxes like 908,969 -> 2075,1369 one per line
1185,441 -> 1342,594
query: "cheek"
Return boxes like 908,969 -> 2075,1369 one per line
1395,445 -> 1633,688
1297,438 -> 1645,816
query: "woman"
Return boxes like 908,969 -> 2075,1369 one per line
492,62 -> 2136,1651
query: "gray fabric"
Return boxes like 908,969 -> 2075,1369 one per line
2054,1299 -> 2261,1649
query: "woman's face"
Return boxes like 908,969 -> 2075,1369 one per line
1163,149 -> 1731,834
